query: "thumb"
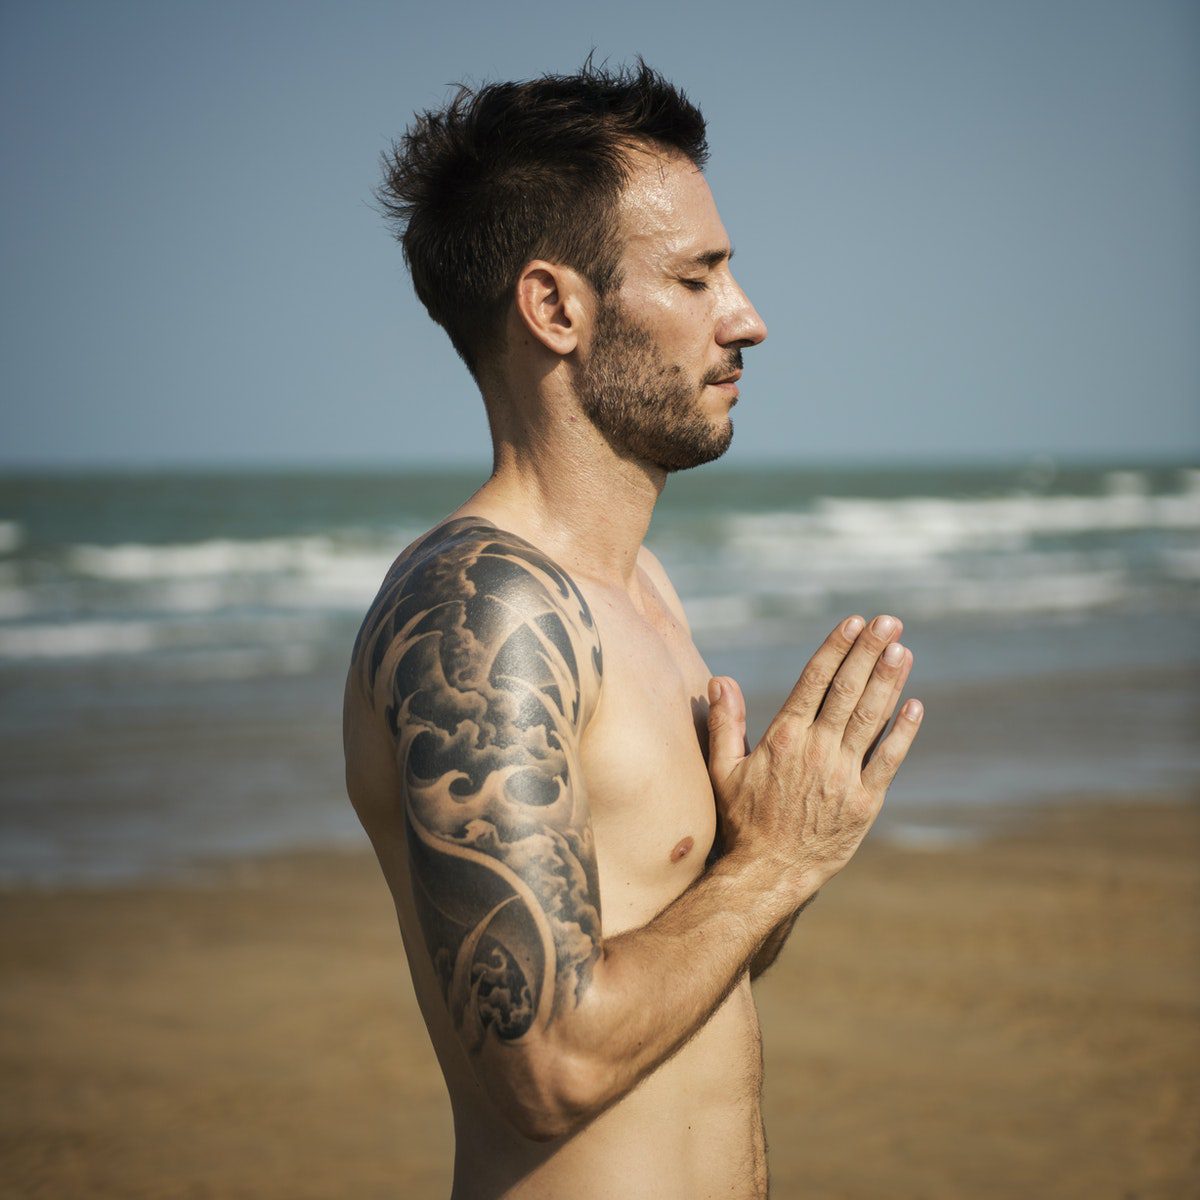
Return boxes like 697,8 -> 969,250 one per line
707,675 -> 747,786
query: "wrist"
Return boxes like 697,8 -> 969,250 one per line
717,844 -> 811,930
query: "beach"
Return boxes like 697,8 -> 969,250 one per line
1,462 -> 1197,1196
3,792 -> 1197,1199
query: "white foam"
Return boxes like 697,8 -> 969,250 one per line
719,486 -> 1200,574
14,484 -> 1196,659
66,535 -> 342,580
681,594 -> 758,634
0,612 -> 329,662
0,521 -> 23,555
903,568 -> 1130,617
1102,469 -> 1150,497
681,544 -> 1140,632
0,619 -> 163,659
661,482 -> 1200,627
63,534 -> 400,613
1160,545 -> 1200,582
0,586 -> 35,619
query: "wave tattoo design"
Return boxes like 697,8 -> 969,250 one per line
354,519 -> 604,1048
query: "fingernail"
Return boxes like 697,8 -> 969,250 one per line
843,616 -> 865,639
882,642 -> 904,666
708,678 -> 722,704
872,615 -> 897,638
903,699 -> 924,722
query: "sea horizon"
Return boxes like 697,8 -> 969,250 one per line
0,449 -> 1195,477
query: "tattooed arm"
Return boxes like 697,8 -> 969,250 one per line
353,519 -> 921,1140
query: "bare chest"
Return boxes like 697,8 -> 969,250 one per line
576,582 -> 717,934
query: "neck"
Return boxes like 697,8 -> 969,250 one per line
462,406 -> 666,591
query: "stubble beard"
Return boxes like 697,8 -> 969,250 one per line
572,295 -> 738,473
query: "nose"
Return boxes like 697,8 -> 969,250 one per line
718,278 -> 768,349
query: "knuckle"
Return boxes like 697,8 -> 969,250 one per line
827,675 -> 859,706
799,663 -> 831,694
766,719 -> 797,755
846,793 -> 874,824
802,730 -> 831,771
875,739 -> 903,771
849,701 -> 878,731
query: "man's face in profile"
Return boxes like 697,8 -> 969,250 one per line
571,151 -> 767,472
573,293 -> 740,472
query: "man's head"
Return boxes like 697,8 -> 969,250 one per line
379,59 -> 766,470
378,58 -> 708,377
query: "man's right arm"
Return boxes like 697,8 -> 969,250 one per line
354,521 -> 922,1140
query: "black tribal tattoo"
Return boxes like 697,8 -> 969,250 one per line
353,519 -> 604,1048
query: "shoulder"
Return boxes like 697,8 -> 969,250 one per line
636,543 -> 690,631
352,517 -> 604,735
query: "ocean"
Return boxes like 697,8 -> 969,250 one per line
1,460 -> 1197,883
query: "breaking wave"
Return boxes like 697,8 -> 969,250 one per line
0,466 -> 1196,668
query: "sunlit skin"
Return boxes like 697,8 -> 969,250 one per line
473,147 -> 767,567
606,146 -> 766,420
344,147 -> 922,1200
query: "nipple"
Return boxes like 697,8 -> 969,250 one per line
670,836 -> 694,864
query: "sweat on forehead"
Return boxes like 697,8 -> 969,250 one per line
616,154 -> 730,263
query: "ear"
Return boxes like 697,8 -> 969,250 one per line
514,260 -> 590,357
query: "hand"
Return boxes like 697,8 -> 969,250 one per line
705,614 -> 923,901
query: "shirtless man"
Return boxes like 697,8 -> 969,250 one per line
343,61 -> 923,1198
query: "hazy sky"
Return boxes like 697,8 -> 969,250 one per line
2,0 -> 1197,467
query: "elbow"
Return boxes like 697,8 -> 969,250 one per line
487,1045 -> 614,1143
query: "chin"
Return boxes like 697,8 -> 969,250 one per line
658,420 -> 734,474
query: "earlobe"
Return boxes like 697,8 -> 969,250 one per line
515,261 -> 584,357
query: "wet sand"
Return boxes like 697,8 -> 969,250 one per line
2,794 -> 1198,1199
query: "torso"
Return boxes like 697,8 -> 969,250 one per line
343,514 -> 767,1200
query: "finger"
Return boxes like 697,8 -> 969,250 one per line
768,616 -> 865,735
842,641 -> 908,754
861,698 -> 924,795
863,647 -> 913,764
707,675 -> 748,787
814,614 -> 903,733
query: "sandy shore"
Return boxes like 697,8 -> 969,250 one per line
2,794 -> 1198,1199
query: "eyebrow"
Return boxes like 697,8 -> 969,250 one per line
684,246 -> 735,269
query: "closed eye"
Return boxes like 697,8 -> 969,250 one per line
679,278 -> 708,292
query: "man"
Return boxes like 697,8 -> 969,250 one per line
343,60 -> 922,1199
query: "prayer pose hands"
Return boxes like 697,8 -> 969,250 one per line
706,615 -> 922,902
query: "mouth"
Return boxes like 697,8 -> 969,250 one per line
707,370 -> 741,401
709,370 -> 742,386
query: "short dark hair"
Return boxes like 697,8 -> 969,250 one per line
376,57 -> 708,377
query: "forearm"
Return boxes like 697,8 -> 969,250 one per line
486,850 -> 802,1137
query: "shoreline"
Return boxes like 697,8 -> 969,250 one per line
4,654 -> 1197,890
2,791 -> 1198,1198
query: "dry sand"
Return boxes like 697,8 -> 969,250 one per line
2,794 -> 1198,1199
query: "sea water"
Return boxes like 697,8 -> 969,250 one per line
0,460 -> 1196,883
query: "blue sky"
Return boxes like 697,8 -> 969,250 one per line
2,0 -> 1197,467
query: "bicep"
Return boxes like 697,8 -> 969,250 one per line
360,523 -> 604,1050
